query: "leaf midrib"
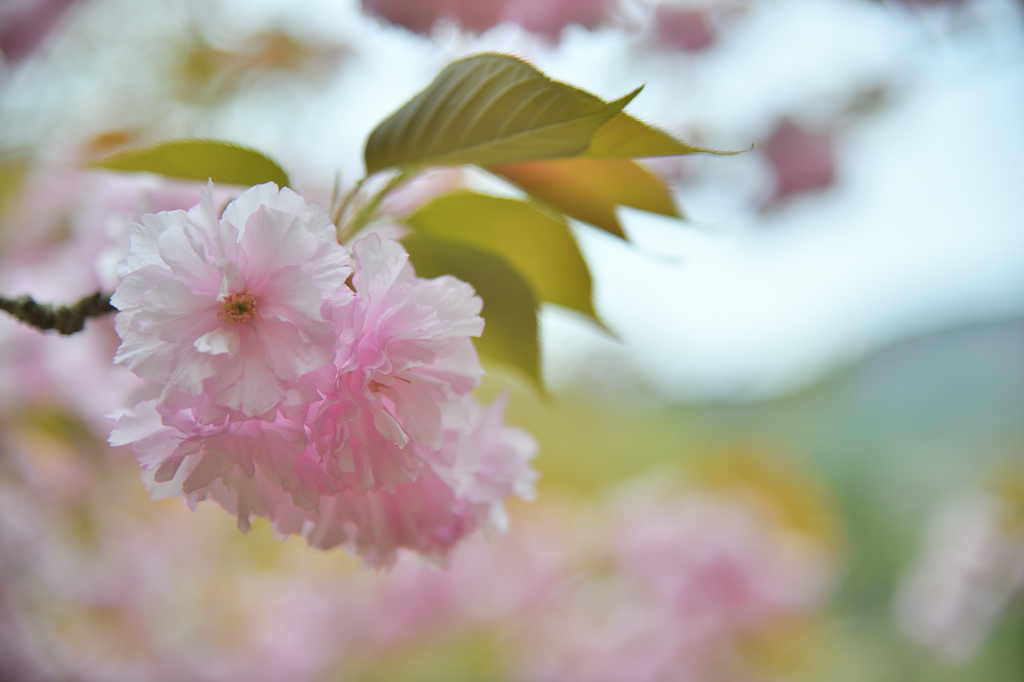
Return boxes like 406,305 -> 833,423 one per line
421,112 -> 609,167
391,90 -> 634,169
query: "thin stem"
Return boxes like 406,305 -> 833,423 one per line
0,292 -> 116,335
335,171 -> 416,244
328,170 -> 342,221
332,176 -> 365,232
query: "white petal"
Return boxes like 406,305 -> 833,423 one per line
220,182 -> 282,233
194,327 -> 239,355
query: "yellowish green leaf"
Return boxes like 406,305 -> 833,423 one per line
490,157 -> 678,239
0,154 -> 29,221
405,191 -> 597,321
90,139 -> 290,188
365,53 -> 640,173
402,232 -> 541,390
585,112 -> 742,158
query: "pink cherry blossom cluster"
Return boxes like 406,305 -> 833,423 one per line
108,182 -> 537,568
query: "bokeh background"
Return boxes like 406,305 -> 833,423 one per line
1,0 -> 1022,680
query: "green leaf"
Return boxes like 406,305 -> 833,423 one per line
405,191 -> 598,321
365,53 -> 640,173
90,139 -> 290,187
584,112 -> 742,158
402,232 -> 542,390
491,157 -> 678,239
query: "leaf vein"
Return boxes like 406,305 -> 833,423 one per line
427,60 -> 518,151
522,91 -> 568,130
457,76 -> 544,147
492,88 -> 551,139
398,65 -> 484,160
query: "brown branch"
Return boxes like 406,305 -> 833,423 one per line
0,292 -> 116,335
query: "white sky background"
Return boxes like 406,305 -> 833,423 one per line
3,0 -> 1023,402
538,0 -> 1024,400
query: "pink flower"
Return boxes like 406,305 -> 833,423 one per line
303,393 -> 537,568
110,210 -> 536,566
112,182 -> 352,417
110,392 -> 536,569
422,394 -> 539,525
311,234 -> 484,491
346,234 -> 484,442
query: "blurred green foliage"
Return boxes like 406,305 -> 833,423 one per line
405,191 -> 598,321
404,232 -> 542,389
91,139 -> 290,188
492,157 -> 679,239
476,319 -> 1024,681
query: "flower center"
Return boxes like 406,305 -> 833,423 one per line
218,290 -> 258,325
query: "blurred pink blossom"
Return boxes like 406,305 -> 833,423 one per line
517,486 -> 835,682
761,118 -> 836,206
897,0 -> 968,7
361,0 -> 614,39
502,0 -> 613,39
615,492 -> 832,628
0,169 -> 235,434
0,424 -> 354,682
652,7 -> 717,52
0,428 -> 830,681
0,0 -> 82,62
895,491 -> 1024,662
